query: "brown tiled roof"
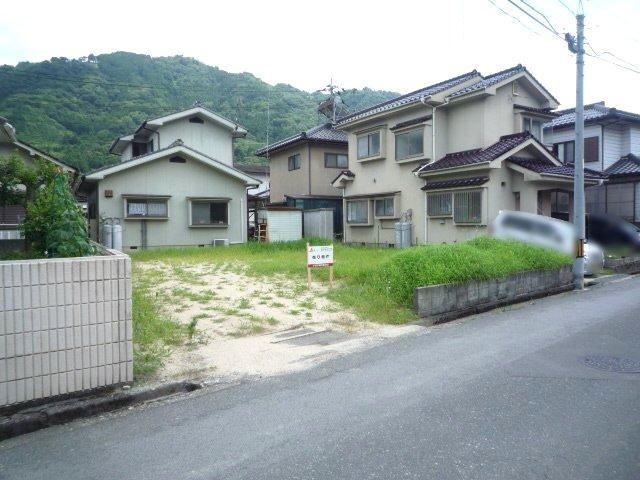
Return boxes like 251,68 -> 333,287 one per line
513,104 -> 557,116
421,176 -> 489,191
604,154 -> 640,177
255,123 -> 347,157
390,115 -> 432,131
417,132 -> 533,173
508,157 -> 605,179
234,163 -> 269,175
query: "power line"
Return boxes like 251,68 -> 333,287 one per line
555,0 -> 576,15
516,0 -> 561,35
506,0 -> 564,39
486,0 -> 541,36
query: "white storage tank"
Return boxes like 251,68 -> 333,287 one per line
101,221 -> 113,249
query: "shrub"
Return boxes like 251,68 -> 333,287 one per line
22,169 -> 94,258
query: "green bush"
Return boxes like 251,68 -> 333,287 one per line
21,170 -> 93,258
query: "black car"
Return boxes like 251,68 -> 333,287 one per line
586,214 -> 640,250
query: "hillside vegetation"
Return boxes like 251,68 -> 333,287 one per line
0,52 -> 398,172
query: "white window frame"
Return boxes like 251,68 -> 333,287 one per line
123,196 -> 170,220
374,196 -> 396,218
188,198 -> 231,228
346,199 -> 371,225
357,131 -> 382,160
427,192 -> 453,217
394,127 -> 424,161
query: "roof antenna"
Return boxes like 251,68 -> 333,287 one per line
193,100 -> 203,107
316,79 -> 351,124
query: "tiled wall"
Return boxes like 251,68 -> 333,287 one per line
0,251 -> 133,407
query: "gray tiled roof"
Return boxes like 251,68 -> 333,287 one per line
255,123 -> 347,157
417,132 -> 533,173
421,176 -> 489,191
335,70 -> 481,126
337,64 -> 557,127
604,154 -> 640,177
508,157 -> 605,179
544,102 -> 640,129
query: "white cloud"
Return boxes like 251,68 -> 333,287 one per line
1,0 -> 639,111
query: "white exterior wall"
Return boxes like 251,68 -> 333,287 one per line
266,210 -> 302,242
628,126 -> 640,155
0,252 -> 133,407
96,154 -> 248,249
603,124 -> 625,170
157,117 -> 234,166
636,183 -> 640,223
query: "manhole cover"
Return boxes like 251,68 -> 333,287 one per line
582,355 -> 640,373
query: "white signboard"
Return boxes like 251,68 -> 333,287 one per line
307,245 -> 334,268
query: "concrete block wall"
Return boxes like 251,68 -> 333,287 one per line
0,251 -> 133,407
413,265 -> 573,322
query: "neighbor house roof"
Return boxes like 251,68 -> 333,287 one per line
109,105 -> 247,154
507,157 -> 605,179
0,116 -> 78,174
336,64 -> 558,128
86,139 -> 260,185
604,154 -> 640,177
544,102 -> 640,130
421,176 -> 489,191
234,163 -> 269,175
255,123 -> 347,157
415,132 -> 535,173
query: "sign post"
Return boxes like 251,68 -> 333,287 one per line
306,243 -> 334,289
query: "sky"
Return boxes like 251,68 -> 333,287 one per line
2,0 -> 640,112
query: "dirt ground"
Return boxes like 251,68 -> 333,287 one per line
136,262 -> 417,381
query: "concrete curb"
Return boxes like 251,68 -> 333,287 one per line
0,380 -> 202,441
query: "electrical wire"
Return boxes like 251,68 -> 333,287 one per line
555,0 -> 576,15
486,0 -> 541,36
516,0 -> 561,35
506,0 -> 564,39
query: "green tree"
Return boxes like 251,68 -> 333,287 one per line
22,169 -> 93,258
0,153 -> 24,222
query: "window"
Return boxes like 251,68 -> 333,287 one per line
190,200 -> 229,226
125,198 -> 168,218
523,117 -> 542,141
374,197 -> 394,217
288,153 -> 301,171
514,192 -> 521,211
427,192 -> 452,216
346,200 -> 369,224
132,140 -> 153,157
395,128 -> 424,161
454,191 -> 482,224
324,153 -> 348,168
553,137 -> 599,164
189,116 -> 204,124
357,131 -> 380,159
169,156 -> 186,163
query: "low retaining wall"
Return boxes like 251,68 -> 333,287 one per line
413,265 -> 573,323
604,255 -> 640,275
0,250 -> 133,408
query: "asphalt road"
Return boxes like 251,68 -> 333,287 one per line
2,276 -> 640,480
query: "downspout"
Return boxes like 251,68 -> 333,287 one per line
418,96 -> 448,245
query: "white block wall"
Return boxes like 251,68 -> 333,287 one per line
0,251 -> 133,407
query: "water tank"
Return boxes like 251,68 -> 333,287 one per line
394,222 -> 412,248
112,221 -> 123,251
101,221 -> 113,249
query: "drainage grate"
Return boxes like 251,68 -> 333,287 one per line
582,355 -> 640,373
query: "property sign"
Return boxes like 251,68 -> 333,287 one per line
307,245 -> 334,268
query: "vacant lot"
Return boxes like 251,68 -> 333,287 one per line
130,237 -> 570,380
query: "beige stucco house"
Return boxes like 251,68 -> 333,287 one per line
331,65 -> 603,246
1,117 -> 79,241
256,123 -> 347,236
83,106 -> 260,250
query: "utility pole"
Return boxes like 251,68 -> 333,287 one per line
566,11 -> 585,289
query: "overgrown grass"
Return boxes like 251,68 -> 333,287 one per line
131,237 -> 571,326
132,271 -> 187,379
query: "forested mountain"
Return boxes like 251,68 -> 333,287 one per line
0,52 -> 398,172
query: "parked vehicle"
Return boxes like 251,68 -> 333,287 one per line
586,214 -> 640,251
491,210 -> 604,275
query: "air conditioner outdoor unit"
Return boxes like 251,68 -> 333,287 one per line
212,239 -> 229,247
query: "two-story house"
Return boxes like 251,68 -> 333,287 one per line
256,123 -> 348,237
1,116 -> 79,243
544,102 -> 640,225
82,105 -> 260,250
332,65 -> 602,246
